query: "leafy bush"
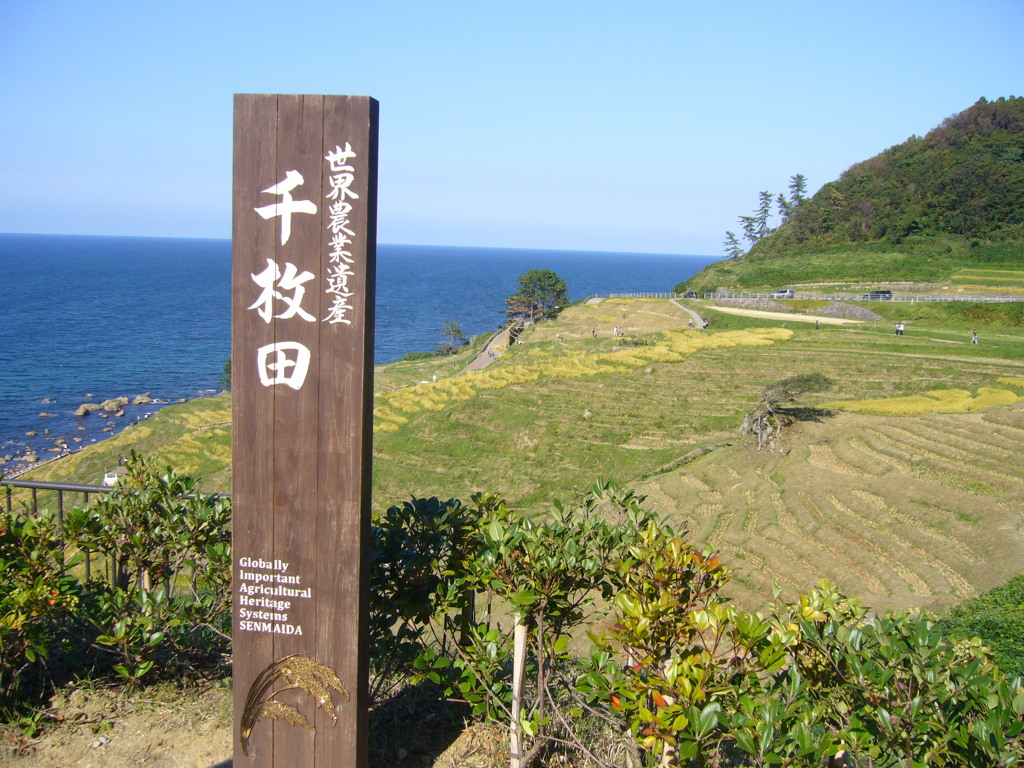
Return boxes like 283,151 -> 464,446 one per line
399,350 -> 437,361
400,481 -> 658,766
60,453 -> 232,683
0,508 -> 80,712
369,494 -> 479,703
580,523 -> 1024,767
4,462 -> 1024,765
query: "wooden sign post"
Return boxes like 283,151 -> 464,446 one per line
231,94 -> 378,767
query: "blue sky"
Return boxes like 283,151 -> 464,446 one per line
2,1 -> 1022,255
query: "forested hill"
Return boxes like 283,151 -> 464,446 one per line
768,96 -> 1024,250
689,97 -> 1024,291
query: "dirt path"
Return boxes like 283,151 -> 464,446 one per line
705,306 -> 862,325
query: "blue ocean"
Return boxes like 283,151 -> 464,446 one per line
0,233 -> 717,470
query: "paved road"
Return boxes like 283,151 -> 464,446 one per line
671,299 -> 706,329
460,328 -> 511,373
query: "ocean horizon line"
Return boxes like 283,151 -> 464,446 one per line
0,231 -> 719,260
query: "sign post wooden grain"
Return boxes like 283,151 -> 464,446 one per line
231,94 -> 378,767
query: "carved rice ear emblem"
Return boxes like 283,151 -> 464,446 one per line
241,653 -> 350,756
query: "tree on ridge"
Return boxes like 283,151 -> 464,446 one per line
740,372 -> 833,451
436,318 -> 468,355
505,269 -> 569,323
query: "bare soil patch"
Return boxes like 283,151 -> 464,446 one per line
1,685 -> 232,768
2,684 -> 506,768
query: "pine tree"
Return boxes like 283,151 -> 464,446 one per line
788,173 -> 808,207
755,191 -> 775,239
776,193 -> 793,223
436,319 -> 468,355
723,231 -> 744,259
505,269 -> 569,322
739,215 -> 758,245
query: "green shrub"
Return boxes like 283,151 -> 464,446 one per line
5,464 -> 1024,766
0,508 -> 80,712
62,452 -> 231,684
399,350 -> 437,361
369,494 -> 479,704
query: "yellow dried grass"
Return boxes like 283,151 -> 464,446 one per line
824,387 -> 1021,415
372,327 -> 793,432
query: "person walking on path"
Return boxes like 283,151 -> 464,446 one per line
461,328 -> 510,373
671,298 -> 704,330
972,330 -> 979,344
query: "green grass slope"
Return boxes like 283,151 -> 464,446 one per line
689,237 -> 1024,293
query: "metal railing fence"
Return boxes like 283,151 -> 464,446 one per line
604,291 -> 1021,302
704,292 -> 1023,303
609,292 -> 685,299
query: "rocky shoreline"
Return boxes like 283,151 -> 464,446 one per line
1,391 -> 188,478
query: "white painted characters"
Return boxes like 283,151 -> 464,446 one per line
249,170 -> 318,392
248,144 -> 362,390
248,257 -> 316,390
253,170 -> 317,246
324,144 -> 359,326
324,142 -> 359,201
248,259 -> 316,323
256,342 -> 311,391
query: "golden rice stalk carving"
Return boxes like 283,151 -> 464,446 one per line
240,653 -> 350,756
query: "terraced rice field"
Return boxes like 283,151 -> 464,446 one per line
372,302 -> 795,508
371,297 -> 1024,610
19,296 -> 1024,614
641,406 -> 1024,612
948,267 -> 1024,293
26,393 -> 233,493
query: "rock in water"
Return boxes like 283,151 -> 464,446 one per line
101,397 -> 129,413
